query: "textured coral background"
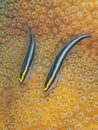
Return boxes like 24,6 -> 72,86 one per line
0,0 -> 98,130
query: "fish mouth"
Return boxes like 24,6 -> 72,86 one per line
18,77 -> 23,83
43,85 -> 48,92
18,69 -> 28,83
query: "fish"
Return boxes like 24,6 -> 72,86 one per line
44,34 -> 91,92
18,27 -> 36,83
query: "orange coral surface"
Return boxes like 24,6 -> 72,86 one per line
0,0 -> 98,130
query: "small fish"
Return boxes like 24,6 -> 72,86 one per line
44,34 -> 91,92
18,28 -> 36,83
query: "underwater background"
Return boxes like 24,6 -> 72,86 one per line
0,0 -> 98,130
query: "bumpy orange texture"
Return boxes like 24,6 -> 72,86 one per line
0,0 -> 98,130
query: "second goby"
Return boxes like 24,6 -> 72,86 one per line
19,29 -> 36,83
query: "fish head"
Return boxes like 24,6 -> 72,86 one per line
44,76 -> 55,92
18,68 -> 28,83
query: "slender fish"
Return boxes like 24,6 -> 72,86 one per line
18,28 -> 36,83
44,34 -> 91,92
